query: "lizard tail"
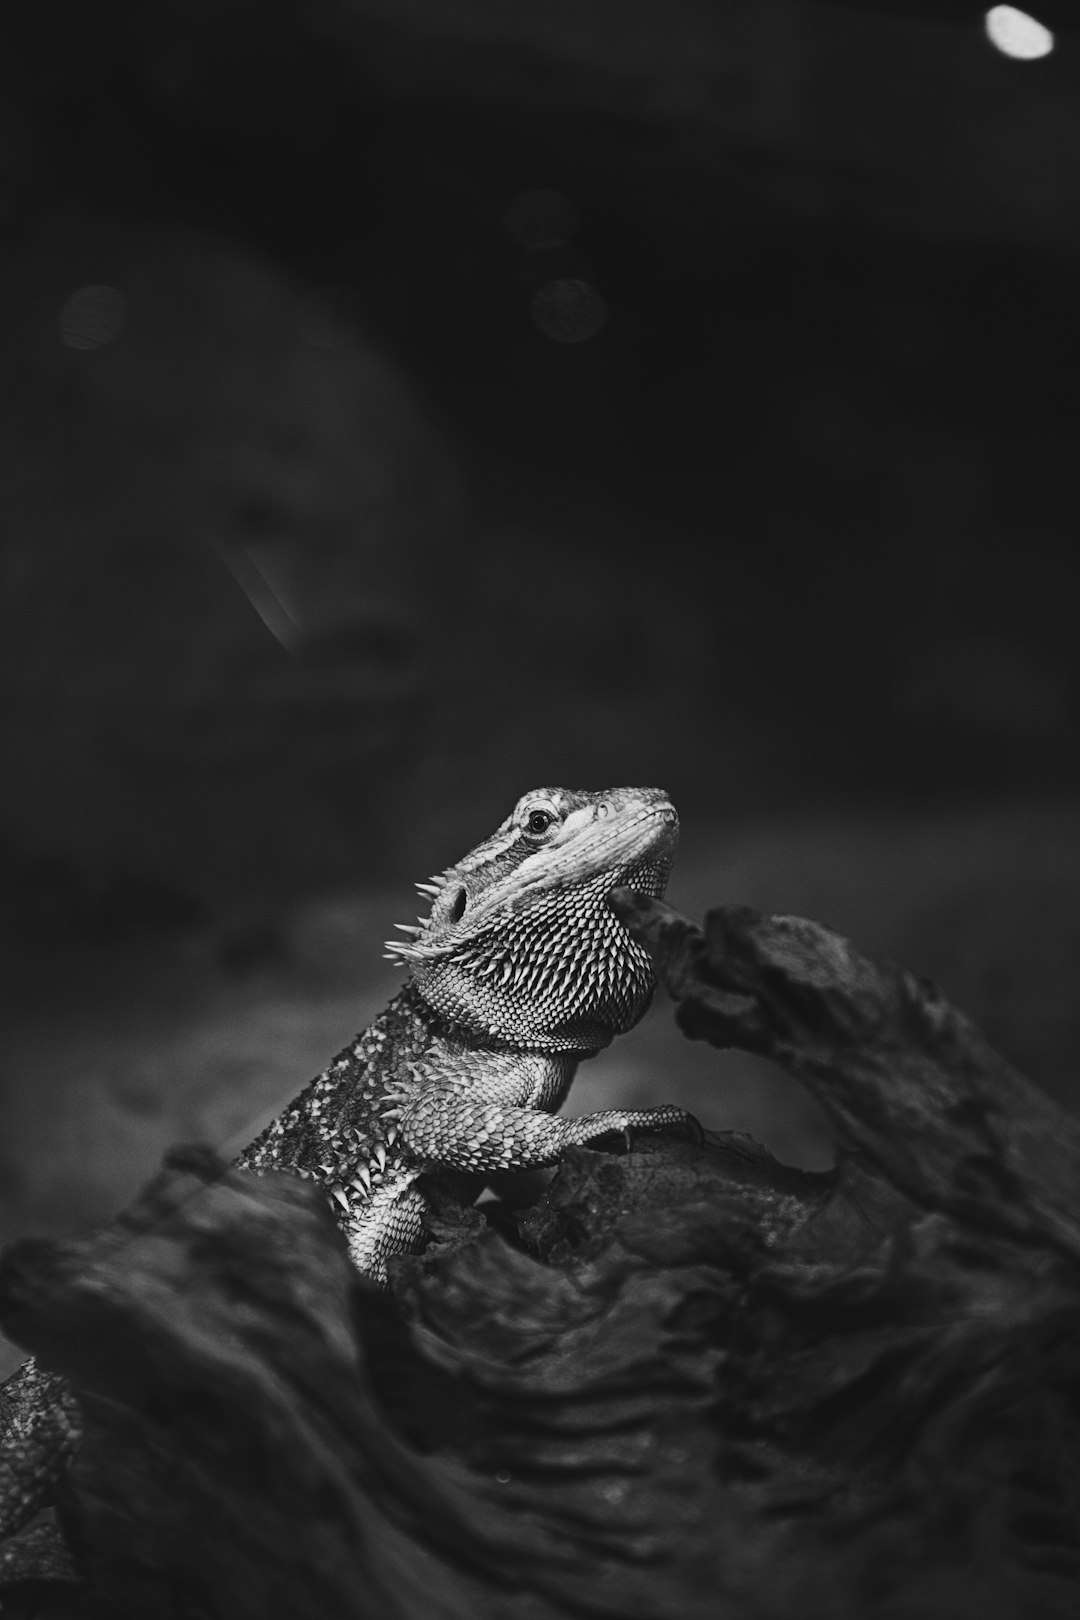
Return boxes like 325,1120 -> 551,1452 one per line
0,1356 -> 81,1540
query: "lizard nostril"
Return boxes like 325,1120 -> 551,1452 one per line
661,808 -> 677,826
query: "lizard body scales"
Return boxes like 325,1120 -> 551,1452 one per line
0,784 -> 695,1565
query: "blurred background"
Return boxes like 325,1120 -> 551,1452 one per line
2,0 -> 1079,1370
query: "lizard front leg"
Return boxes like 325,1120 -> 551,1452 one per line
402,1093 -> 697,1172
397,1050 -> 699,1176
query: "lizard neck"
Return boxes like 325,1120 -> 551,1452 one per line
409,868 -> 656,1053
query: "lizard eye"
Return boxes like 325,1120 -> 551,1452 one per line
525,808 -> 556,836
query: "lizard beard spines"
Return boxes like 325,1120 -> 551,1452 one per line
409,884 -> 657,1052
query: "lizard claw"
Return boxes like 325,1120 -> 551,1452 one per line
629,1106 -> 704,1147
676,1110 -> 705,1146
662,1108 -> 705,1145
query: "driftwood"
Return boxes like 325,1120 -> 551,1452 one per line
1,896 -> 1079,1618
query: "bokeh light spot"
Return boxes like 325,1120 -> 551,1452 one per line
57,285 -> 127,350
530,278 -> 608,344
984,6 -> 1054,59
503,189 -> 579,249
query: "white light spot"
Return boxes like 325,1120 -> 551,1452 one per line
984,7 -> 1054,59
58,284 -> 127,350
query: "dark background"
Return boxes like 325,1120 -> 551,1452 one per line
2,0 -> 1079,1371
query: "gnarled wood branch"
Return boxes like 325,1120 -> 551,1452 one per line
1,900 -> 1078,1618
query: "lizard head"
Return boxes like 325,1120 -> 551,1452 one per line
386,787 -> 678,1052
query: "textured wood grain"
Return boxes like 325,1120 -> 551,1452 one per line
2,901 -> 1079,1617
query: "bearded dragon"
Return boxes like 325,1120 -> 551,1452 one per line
0,785 -> 696,1573
236,783 -> 693,1282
